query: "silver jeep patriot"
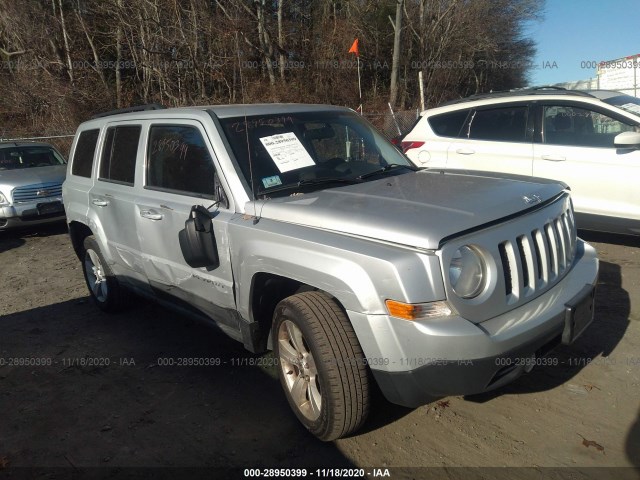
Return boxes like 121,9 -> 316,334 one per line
63,104 -> 599,440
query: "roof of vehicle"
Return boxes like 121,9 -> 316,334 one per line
583,89 -> 632,100
89,103 -> 354,121
0,141 -> 58,149
440,86 -> 597,106
419,88 -> 640,120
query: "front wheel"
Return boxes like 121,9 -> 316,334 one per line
273,291 -> 370,440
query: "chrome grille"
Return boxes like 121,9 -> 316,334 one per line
499,207 -> 576,304
12,182 -> 63,203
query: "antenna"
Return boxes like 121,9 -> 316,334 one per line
236,31 -> 259,224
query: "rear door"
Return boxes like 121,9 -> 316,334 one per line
446,103 -> 534,175
64,128 -> 100,221
89,122 -> 148,287
532,101 -> 640,222
135,121 -> 237,327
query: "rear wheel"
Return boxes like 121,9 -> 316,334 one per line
82,235 -> 131,312
273,291 -> 370,440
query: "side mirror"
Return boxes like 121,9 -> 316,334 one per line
614,131 -> 640,149
178,205 -> 219,269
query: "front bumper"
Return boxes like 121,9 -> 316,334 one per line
347,240 -> 599,408
0,198 -> 66,230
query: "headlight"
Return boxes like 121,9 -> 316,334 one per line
449,245 -> 486,299
0,192 -> 8,205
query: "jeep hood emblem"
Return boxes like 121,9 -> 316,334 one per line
522,194 -> 542,205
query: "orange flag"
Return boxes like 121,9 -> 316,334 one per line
348,39 -> 359,57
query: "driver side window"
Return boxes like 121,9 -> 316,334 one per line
543,105 -> 635,148
147,125 -> 217,197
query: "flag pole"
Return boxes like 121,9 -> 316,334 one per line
357,55 -> 362,115
349,38 -> 362,115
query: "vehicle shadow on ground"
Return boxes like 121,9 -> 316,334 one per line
467,259 -> 629,402
0,298 -> 357,469
627,408 -> 640,467
578,230 -> 640,248
0,235 -> 25,254
0,222 -> 67,254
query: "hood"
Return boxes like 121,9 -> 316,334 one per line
0,165 -> 67,190
246,169 -> 567,250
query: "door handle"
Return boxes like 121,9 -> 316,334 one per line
541,155 -> 566,162
92,199 -> 109,207
140,209 -> 163,221
455,148 -> 475,155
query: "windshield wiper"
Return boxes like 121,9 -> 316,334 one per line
356,163 -> 418,180
257,177 -> 362,195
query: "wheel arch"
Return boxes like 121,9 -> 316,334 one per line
248,271 -> 354,353
68,221 -> 94,259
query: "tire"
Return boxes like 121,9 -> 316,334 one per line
82,235 -> 131,312
273,291 -> 370,441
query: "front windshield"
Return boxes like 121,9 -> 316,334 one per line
0,146 -> 66,171
602,94 -> 640,118
219,110 -> 416,198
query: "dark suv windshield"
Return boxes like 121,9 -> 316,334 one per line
0,146 -> 66,171
218,111 -> 416,198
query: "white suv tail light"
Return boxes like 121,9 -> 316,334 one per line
401,141 -> 425,153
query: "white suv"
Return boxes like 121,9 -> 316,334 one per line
402,89 -> 640,236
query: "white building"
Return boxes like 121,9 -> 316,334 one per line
553,54 -> 640,97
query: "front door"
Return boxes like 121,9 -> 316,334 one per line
533,103 -> 640,224
134,122 -> 237,329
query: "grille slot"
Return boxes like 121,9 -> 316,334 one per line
11,182 -> 62,203
516,235 -> 534,293
499,208 -> 576,301
498,243 -> 513,297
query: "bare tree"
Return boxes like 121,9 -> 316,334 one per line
389,0 -> 403,108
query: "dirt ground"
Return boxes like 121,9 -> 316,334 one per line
1,223 -> 639,479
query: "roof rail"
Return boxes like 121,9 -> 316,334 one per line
91,103 -> 166,119
526,85 -> 567,91
441,88 -> 596,106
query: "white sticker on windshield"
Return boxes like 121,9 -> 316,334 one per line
259,132 -> 315,173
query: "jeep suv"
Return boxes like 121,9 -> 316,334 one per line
0,142 -> 67,230
63,104 -> 599,440
402,88 -> 640,236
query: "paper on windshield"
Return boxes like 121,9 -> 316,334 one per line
259,133 -> 315,173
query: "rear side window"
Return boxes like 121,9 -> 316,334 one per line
428,109 -> 470,138
467,106 -> 528,142
99,125 -> 141,185
71,129 -> 99,178
147,125 -> 217,197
